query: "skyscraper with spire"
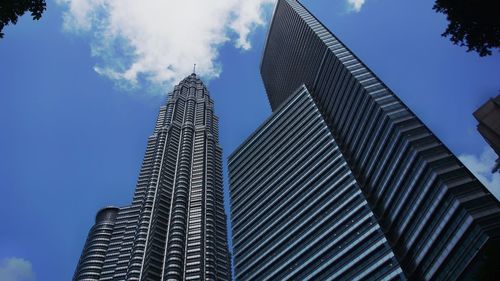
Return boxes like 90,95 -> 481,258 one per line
73,74 -> 231,281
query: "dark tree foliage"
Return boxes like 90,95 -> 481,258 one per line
433,0 -> 500,56
0,0 -> 46,38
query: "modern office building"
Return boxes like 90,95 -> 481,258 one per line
73,74 -> 232,281
230,86 -> 406,280
474,94 -> 500,172
230,0 -> 500,280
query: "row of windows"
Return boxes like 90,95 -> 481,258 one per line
230,87 -> 403,280
76,75 -> 231,280
272,1 -> 500,279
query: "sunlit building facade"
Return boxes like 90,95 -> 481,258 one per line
230,86 -> 406,280
230,0 -> 500,280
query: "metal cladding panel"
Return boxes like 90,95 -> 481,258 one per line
260,0 -> 500,280
229,86 -> 405,281
73,74 -> 231,281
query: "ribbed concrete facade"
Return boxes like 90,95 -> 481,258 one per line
229,86 -> 406,280
73,74 -> 231,281
230,0 -> 500,280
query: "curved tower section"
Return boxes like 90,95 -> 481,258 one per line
73,207 -> 119,281
73,74 -> 231,281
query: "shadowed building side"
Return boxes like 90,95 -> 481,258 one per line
259,0 -> 500,279
474,95 -> 500,172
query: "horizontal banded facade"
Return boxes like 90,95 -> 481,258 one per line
73,74 -> 231,281
229,86 -> 405,281
260,0 -> 500,279
73,207 -> 120,280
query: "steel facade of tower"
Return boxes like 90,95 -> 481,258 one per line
230,0 -> 500,280
229,86 -> 406,280
73,74 -> 231,281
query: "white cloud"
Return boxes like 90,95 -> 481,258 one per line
0,258 -> 35,281
57,0 -> 275,93
459,146 -> 500,200
347,0 -> 365,12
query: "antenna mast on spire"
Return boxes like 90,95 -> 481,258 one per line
193,64 -> 196,74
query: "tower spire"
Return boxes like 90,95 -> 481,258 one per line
193,63 -> 196,74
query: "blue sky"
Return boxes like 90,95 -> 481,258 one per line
0,0 -> 499,280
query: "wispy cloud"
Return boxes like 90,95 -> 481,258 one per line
0,258 -> 35,281
347,0 -> 365,12
57,0 -> 275,93
459,146 -> 500,200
